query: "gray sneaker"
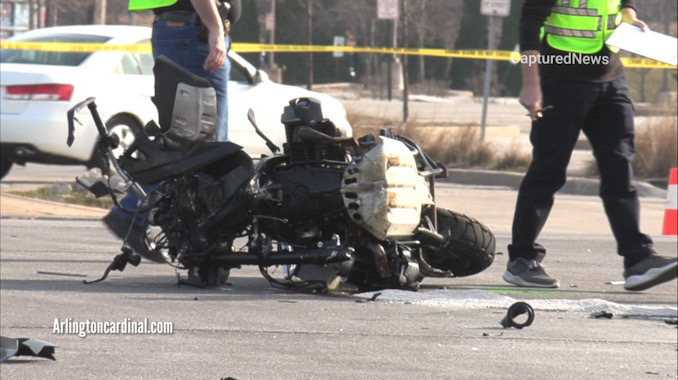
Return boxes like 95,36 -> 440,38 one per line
623,255 -> 678,291
503,258 -> 560,288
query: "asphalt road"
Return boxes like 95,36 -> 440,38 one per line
1,160 -> 676,379
1,217 -> 676,379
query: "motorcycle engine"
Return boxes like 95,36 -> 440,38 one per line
149,151 -> 253,260
255,98 -> 350,244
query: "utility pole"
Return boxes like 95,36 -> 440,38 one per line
95,0 -> 107,24
400,0 -> 409,124
269,0 -> 276,67
307,0 -> 313,90
387,20 -> 392,101
480,15 -> 494,142
28,0 -> 35,30
661,1 -> 669,92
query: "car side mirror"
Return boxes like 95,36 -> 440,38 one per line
254,69 -> 269,84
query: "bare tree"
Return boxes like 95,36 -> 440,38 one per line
406,0 -> 463,83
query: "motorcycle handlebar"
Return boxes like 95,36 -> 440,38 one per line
66,97 -> 147,200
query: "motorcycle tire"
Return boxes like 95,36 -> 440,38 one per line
421,208 -> 496,277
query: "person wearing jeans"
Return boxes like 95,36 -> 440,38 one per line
105,0 -> 241,260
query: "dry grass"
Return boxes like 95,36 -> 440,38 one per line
348,113 -> 533,170
633,117 -> 678,182
492,141 -> 532,171
9,185 -> 114,209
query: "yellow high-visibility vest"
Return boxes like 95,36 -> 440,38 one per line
543,0 -> 622,54
128,0 -> 178,12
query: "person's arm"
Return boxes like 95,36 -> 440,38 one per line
519,51 -> 542,121
518,0 -> 554,120
190,0 -> 226,72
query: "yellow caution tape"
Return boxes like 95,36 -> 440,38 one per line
0,41 -> 153,53
1,41 -> 674,69
619,56 -> 676,69
236,43 -> 675,69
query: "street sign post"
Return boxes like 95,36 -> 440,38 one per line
333,35 -> 345,58
377,0 -> 398,20
480,0 -> 511,141
481,0 -> 511,17
378,0 -> 399,100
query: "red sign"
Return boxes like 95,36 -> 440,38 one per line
481,0 -> 511,17
377,0 -> 398,20
265,12 -> 274,31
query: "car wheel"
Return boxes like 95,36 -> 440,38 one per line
107,114 -> 142,159
0,157 -> 12,180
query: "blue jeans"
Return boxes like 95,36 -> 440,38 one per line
151,20 -> 230,141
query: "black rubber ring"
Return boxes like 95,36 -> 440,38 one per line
500,302 -> 535,329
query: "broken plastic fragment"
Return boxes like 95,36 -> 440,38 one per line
0,336 -> 56,361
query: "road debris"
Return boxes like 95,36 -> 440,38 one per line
356,292 -> 382,303
591,311 -> 614,319
0,336 -> 56,362
500,302 -> 535,329
37,270 -> 87,278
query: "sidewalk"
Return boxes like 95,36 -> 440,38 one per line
0,192 -> 107,220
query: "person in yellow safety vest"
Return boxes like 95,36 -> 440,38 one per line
504,0 -> 678,291
103,0 -> 241,285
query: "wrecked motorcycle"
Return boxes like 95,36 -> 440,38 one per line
67,56 -> 495,291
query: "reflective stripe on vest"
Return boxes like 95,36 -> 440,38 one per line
543,0 -> 622,54
128,0 -> 178,12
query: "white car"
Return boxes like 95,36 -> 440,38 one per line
0,25 -> 351,179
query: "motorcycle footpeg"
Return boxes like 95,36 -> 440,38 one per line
83,248 -> 141,285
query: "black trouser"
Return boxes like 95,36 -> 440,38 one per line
508,77 -> 654,268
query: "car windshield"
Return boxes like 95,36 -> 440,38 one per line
0,33 -> 111,66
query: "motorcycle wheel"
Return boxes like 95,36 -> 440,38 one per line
421,208 -> 496,277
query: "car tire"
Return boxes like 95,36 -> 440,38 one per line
107,114 -> 142,158
0,156 -> 12,180
89,114 -> 143,170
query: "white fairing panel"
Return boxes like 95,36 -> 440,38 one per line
341,136 -> 434,240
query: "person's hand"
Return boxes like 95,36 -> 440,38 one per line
204,30 -> 226,72
190,0 -> 226,72
621,8 -> 649,32
519,83 -> 543,121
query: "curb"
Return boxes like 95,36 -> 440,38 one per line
0,169 -> 667,221
443,169 -> 667,198
0,193 -> 107,220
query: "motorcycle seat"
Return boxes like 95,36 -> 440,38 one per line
120,141 -> 244,185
